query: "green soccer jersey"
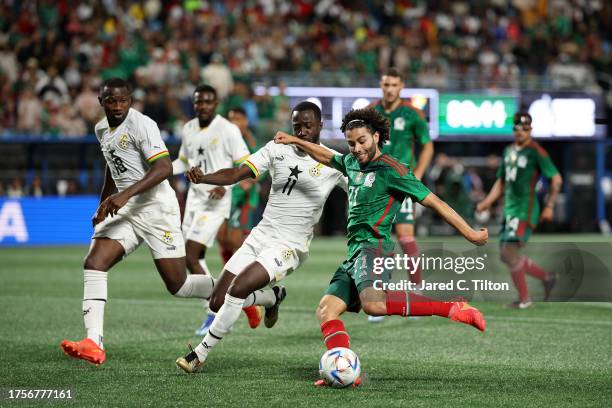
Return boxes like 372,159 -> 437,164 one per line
497,141 -> 559,226
372,101 -> 431,167
330,153 -> 431,259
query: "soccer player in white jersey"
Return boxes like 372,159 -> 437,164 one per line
171,85 -> 261,335
60,78 -> 216,366
175,101 -> 348,373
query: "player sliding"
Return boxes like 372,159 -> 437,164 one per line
175,101 -> 347,373
477,112 -> 562,309
60,78 -> 218,366
274,108 -> 488,387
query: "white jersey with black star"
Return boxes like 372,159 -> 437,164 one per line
244,141 -> 348,253
175,115 -> 250,217
94,108 -> 175,207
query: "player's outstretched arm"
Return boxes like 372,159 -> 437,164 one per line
273,131 -> 334,166
187,164 -> 253,186
476,178 -> 504,213
422,193 -> 488,246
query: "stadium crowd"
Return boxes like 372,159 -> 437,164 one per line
0,0 -> 609,137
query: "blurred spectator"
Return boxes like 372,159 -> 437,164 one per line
17,87 -> 42,133
7,177 -> 25,198
74,78 -> 103,132
202,53 -> 234,100
29,175 -> 45,198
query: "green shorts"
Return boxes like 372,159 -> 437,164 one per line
499,215 -> 533,244
325,248 -> 393,312
393,196 -> 415,225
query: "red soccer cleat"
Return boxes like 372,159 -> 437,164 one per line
243,305 -> 263,329
448,302 -> 486,332
60,338 -> 106,366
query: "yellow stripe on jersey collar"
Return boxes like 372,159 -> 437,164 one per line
147,150 -> 169,163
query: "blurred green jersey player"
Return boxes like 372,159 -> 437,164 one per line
477,112 -> 563,309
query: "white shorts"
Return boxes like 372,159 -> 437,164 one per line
182,209 -> 226,248
224,229 -> 305,283
93,201 -> 185,259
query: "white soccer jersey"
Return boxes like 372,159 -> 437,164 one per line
94,108 -> 175,207
175,115 -> 250,217
243,141 -> 347,253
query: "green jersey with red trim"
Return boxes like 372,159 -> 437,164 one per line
372,101 -> 431,167
497,141 -> 559,226
330,153 -> 431,259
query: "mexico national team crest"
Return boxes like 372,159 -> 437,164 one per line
364,172 -> 376,187
394,117 -> 406,131
118,134 -> 129,149
162,231 -> 174,244
309,163 -> 324,177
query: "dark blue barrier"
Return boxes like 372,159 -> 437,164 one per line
0,196 -> 98,246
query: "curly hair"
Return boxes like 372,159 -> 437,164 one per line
340,108 -> 390,147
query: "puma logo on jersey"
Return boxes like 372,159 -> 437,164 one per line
83,307 -> 91,316
274,258 -> 283,267
275,155 -> 285,161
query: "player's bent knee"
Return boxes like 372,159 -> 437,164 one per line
361,302 -> 385,316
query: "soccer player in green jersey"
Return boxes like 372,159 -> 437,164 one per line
477,112 -> 562,309
274,108 -> 488,387
369,68 -> 434,322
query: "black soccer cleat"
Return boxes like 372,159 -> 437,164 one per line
264,286 -> 286,328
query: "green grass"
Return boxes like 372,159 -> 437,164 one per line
1,236 -> 611,407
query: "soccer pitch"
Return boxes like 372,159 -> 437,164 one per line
1,236 -> 611,407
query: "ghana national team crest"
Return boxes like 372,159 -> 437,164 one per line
162,231 -> 174,244
309,163 -> 324,177
118,134 -> 130,149
281,249 -> 294,261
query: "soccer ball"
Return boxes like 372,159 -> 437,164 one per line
319,347 -> 361,388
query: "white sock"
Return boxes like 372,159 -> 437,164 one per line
243,289 -> 276,307
174,274 -> 215,299
194,293 -> 244,361
83,269 -> 107,349
198,259 -> 211,275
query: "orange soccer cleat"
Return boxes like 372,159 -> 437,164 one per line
243,305 -> 263,329
448,302 -> 486,332
60,338 -> 106,366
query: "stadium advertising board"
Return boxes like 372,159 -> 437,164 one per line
521,92 -> 605,138
438,93 -> 518,137
0,197 -> 97,246
255,86 -> 439,139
